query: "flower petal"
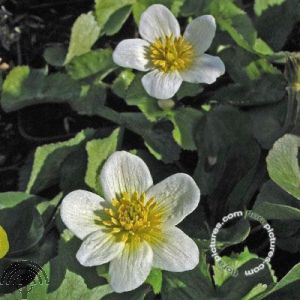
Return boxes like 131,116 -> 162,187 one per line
100,151 -> 153,201
152,226 -> 199,272
113,39 -> 151,71
76,231 -> 124,267
183,15 -> 216,55
180,54 -> 225,84
146,173 -> 200,226
109,242 -> 153,293
60,190 -> 104,240
139,4 -> 180,42
141,70 -> 182,99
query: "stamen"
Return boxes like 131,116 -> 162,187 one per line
98,191 -> 163,245
148,35 -> 194,73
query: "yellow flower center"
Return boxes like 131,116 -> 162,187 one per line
148,35 -> 194,73
97,192 -> 163,245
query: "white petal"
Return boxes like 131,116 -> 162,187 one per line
76,231 -> 124,266
142,70 -> 182,99
100,151 -> 153,201
152,226 -> 199,272
109,242 -> 153,293
180,54 -> 225,84
60,190 -> 104,240
146,173 -> 200,226
184,15 -> 216,55
113,39 -> 151,72
139,4 -> 180,42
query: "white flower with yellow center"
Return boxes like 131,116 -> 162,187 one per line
113,4 -> 225,100
60,151 -> 200,293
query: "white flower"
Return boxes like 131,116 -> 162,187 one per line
60,151 -> 200,293
112,4 -> 225,100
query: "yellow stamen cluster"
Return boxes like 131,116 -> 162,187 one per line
97,192 -> 163,244
148,35 -> 194,73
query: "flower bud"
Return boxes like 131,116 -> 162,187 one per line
158,99 -> 175,110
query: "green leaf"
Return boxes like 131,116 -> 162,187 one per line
255,262 -> 300,299
1,66 -> 81,112
194,105 -> 255,196
208,0 -> 256,51
254,180 -> 300,220
254,0 -> 300,51
145,269 -> 162,294
163,250 -> 275,299
254,0 -> 285,16
37,193 -> 62,223
266,134 -> 300,200
167,107 -> 203,150
65,13 -> 100,64
3,240 -> 112,300
162,252 -> 215,299
95,0 -> 135,29
217,219 -> 251,249
275,224 -> 300,253
103,5 -> 132,36
65,104 -> 181,164
85,128 -> 120,194
112,70 -> 135,99
132,0 -> 184,23
71,82 -> 107,115
179,0 -> 206,17
0,192 -> 43,209
59,150 -> 89,194
255,202 -> 300,221
241,284 -> 268,300
66,49 -> 116,80
25,129 -> 95,194
215,255 -> 276,299
219,46 -> 279,85
213,74 -> 286,106
206,0 -> 273,54
43,44 -> 67,67
213,247 -> 258,286
132,149 -> 179,183
246,101 -> 285,150
103,286 -> 151,300
175,82 -> 204,100
124,113 -> 181,163
0,202 -> 44,256
126,75 -> 167,122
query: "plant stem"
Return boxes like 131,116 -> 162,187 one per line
283,87 -> 299,132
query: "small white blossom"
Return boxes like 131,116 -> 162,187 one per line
60,151 -> 200,293
113,4 -> 225,99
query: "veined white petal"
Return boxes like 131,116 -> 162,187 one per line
146,173 -> 200,226
100,151 -> 153,201
60,190 -> 104,240
184,15 -> 216,55
113,39 -> 151,72
139,4 -> 180,42
152,226 -> 199,272
180,54 -> 225,84
141,70 -> 182,99
109,242 -> 153,293
76,231 -> 124,266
